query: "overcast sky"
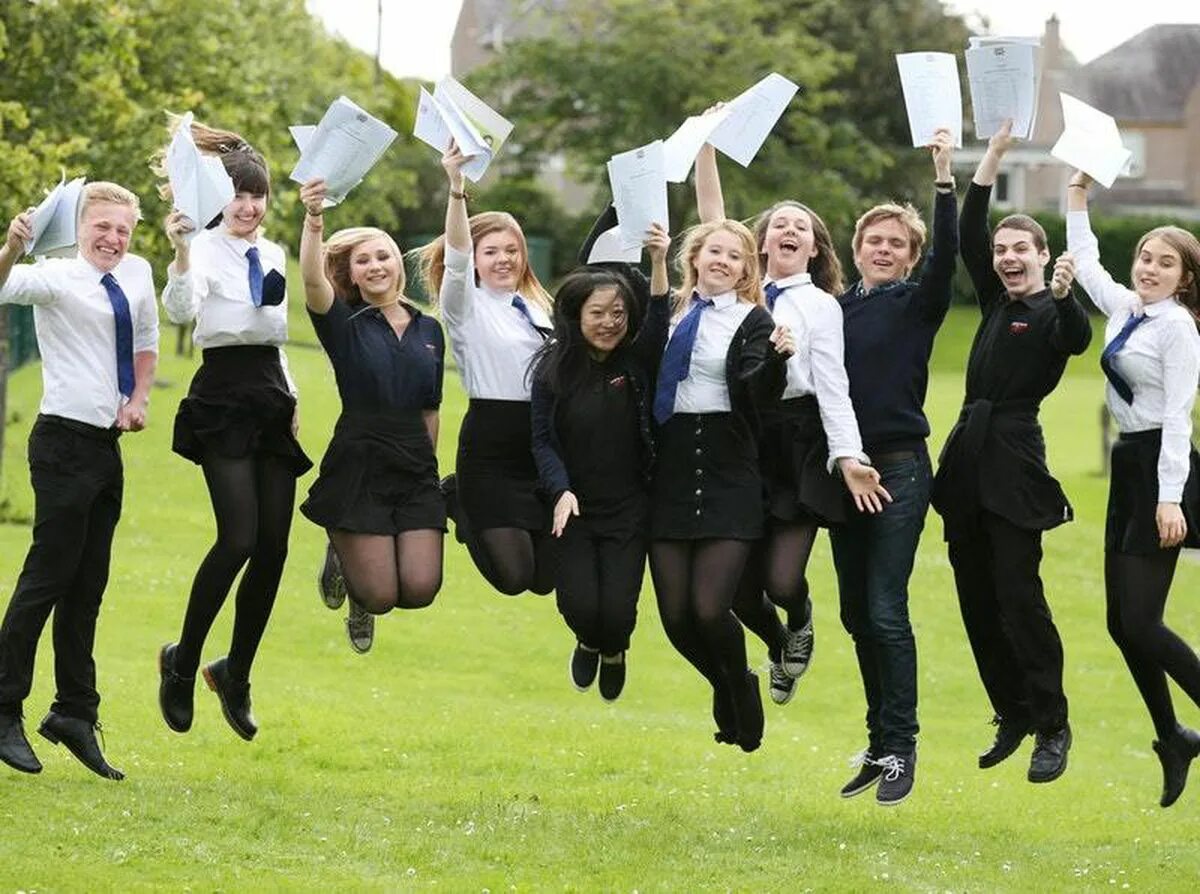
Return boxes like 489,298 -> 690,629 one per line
306,0 -> 1200,81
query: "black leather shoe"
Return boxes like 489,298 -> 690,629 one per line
0,712 -> 41,774
731,669 -> 764,753
569,644 -> 599,691
1153,725 -> 1200,808
202,657 -> 257,741
158,643 -> 195,733
979,714 -> 1032,769
37,712 -> 123,780
1028,723 -> 1071,783
598,652 -> 626,702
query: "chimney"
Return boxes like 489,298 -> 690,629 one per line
1043,14 -> 1062,69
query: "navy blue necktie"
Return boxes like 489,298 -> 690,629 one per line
246,246 -> 264,307
1100,312 -> 1150,405
653,294 -> 713,424
764,281 -> 783,312
511,294 -> 549,338
100,273 -> 135,399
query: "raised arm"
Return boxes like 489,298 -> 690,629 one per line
1045,253 -> 1093,355
1063,171 -> 1132,318
961,119 -> 1015,311
443,142 -> 471,254
695,143 -> 726,224
0,210 -> 33,295
632,224 -> 672,372
0,209 -> 62,306
913,128 -> 959,321
160,211 -> 202,324
298,178 -> 335,314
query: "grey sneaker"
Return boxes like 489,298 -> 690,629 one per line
781,621 -> 813,679
768,661 -> 797,705
318,543 -> 347,610
346,601 -> 374,654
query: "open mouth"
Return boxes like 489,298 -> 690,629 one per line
779,237 -> 799,255
1001,267 -> 1024,284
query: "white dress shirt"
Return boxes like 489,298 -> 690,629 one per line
440,244 -> 551,401
0,253 -> 159,428
669,291 -> 753,414
767,273 -> 868,467
1068,210 -> 1200,502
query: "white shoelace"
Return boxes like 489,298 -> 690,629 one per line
875,754 -> 906,781
848,749 -> 877,768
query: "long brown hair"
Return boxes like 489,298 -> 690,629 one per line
153,113 -> 270,204
1134,226 -> 1200,325
752,201 -> 844,295
417,212 -> 552,314
674,219 -> 763,315
324,227 -> 406,306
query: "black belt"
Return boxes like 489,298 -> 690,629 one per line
872,450 -> 917,465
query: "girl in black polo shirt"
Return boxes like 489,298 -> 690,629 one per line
295,178 -> 446,635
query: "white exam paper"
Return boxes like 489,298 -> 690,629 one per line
413,77 -> 514,182
607,140 -> 668,251
1050,93 -> 1132,189
166,112 -> 235,238
586,225 -> 642,264
26,174 -> 86,258
290,96 -> 398,205
895,52 -> 963,147
966,43 -> 1038,139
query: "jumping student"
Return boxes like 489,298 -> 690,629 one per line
932,120 -> 1091,786
529,227 -> 671,701
0,182 -> 158,780
296,178 -> 445,652
1067,169 -> 1200,808
832,128 -> 957,806
650,216 -> 793,753
420,142 -> 556,597
693,142 -> 889,708
156,119 -> 312,742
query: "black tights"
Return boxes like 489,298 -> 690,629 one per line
467,527 -> 556,596
1106,549 -> 1200,740
175,454 -> 296,681
650,539 -> 751,689
330,530 -> 443,613
734,522 -> 818,661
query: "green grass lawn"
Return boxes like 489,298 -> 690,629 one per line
0,305 -> 1197,892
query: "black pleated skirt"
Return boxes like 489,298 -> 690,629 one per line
760,395 -> 848,525
457,399 -> 546,531
172,345 -> 312,476
301,410 -> 445,534
651,412 -> 763,540
1106,429 -> 1200,554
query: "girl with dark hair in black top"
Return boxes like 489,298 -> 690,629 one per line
529,227 -> 671,701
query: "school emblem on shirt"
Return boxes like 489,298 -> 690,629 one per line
608,374 -> 627,388
1009,321 -> 1030,335
425,343 -> 437,353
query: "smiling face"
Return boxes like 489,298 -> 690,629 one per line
222,191 -> 267,240
1131,237 -> 1187,304
693,228 -> 747,297
79,201 -> 137,273
579,286 -> 629,359
348,236 -> 403,303
854,218 -> 916,289
474,228 -> 524,292
992,227 -> 1050,298
762,205 -> 819,279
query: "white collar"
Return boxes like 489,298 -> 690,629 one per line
696,290 -> 738,310
765,272 -> 812,291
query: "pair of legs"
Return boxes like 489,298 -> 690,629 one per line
735,521 -> 819,661
0,419 -> 122,724
328,529 -> 443,613
948,511 -> 1068,735
1106,549 -> 1200,741
466,527 -> 556,597
172,452 -> 296,683
829,453 -> 929,758
556,525 -> 645,655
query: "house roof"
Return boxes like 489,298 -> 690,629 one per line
1071,24 -> 1200,122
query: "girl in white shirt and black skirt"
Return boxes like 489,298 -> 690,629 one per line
651,218 -> 794,752
419,143 -> 556,596
1067,170 -> 1200,808
156,119 -> 311,742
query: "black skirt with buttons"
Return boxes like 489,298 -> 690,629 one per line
458,399 -> 547,532
651,412 -> 764,540
172,345 -> 312,476
760,395 -> 848,526
1106,428 -> 1200,555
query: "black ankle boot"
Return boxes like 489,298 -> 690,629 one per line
1153,725 -> 1200,808
158,643 -> 195,733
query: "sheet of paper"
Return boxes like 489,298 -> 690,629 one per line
969,35 -> 1041,48
26,174 -> 86,258
290,96 -> 398,205
966,43 -> 1039,139
607,140 -> 668,251
1050,93 -> 1132,188
586,225 -> 642,264
662,109 -> 731,183
289,125 -> 317,153
166,112 -> 236,238
412,79 -> 514,182
708,72 -> 799,167
895,52 -> 963,147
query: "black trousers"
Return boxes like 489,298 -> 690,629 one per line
948,510 -> 1068,734
0,416 -> 123,723
555,523 -> 646,655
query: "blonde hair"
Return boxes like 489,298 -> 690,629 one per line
1134,226 -> 1200,325
852,203 -> 927,277
324,227 -> 406,305
674,219 -> 763,314
78,181 -> 142,222
417,211 -> 552,314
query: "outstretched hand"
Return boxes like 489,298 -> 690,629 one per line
300,178 -> 328,216
6,209 -> 34,252
839,458 -> 892,513
929,127 -> 954,181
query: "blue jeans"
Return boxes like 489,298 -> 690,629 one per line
829,450 -> 931,754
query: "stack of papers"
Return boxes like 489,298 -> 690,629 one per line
965,35 -> 1042,140
1050,93 -> 1132,188
895,52 -> 963,147
166,112 -> 235,237
25,174 -> 86,258
290,96 -> 398,205
661,72 -> 799,183
413,76 -> 515,183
